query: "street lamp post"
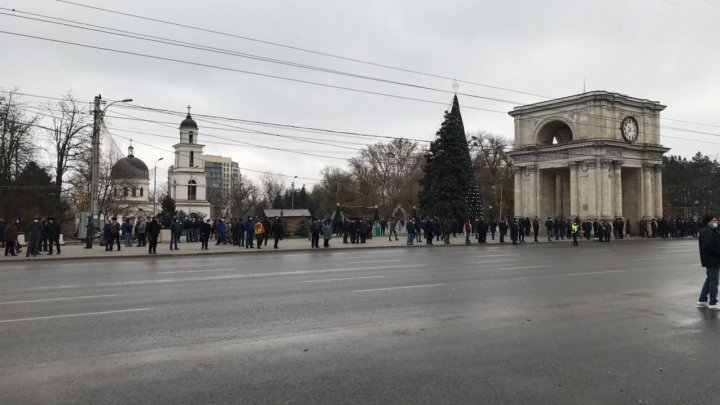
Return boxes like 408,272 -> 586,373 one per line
153,157 -> 164,217
291,175 -> 297,210
87,95 -> 132,249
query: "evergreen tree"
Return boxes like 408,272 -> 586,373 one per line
159,194 -> 176,225
419,95 -> 475,223
466,184 -> 483,219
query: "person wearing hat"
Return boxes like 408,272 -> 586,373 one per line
697,214 -> 720,310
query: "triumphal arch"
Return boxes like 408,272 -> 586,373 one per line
507,91 -> 669,223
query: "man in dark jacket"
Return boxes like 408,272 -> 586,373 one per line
272,217 -> 284,249
200,219 -> 212,250
146,217 -> 161,254
698,214 -> 720,310
26,217 -> 42,257
310,218 -> 321,248
47,218 -> 61,255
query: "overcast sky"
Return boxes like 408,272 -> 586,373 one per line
2,0 -> 719,190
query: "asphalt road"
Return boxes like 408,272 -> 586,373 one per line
0,238 -> 717,404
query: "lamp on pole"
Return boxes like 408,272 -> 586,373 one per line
87,95 -> 132,249
291,175 -> 297,210
153,157 -> 164,217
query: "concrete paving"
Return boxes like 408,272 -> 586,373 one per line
2,231 -> 523,262
0,237 -> 716,404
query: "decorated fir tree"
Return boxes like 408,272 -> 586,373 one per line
466,184 -> 483,219
419,95 -> 475,223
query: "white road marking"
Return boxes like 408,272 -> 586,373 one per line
0,294 -> 117,305
565,270 -> 622,277
630,257 -> 667,262
0,308 -> 151,323
157,268 -> 235,274
497,265 -> 553,271
3,265 -> 420,292
303,276 -> 386,283
354,283 -> 446,293
346,260 -> 402,264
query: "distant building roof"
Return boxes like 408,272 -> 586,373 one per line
264,209 -> 311,218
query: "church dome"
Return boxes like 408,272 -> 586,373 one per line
111,146 -> 149,180
180,113 -> 198,129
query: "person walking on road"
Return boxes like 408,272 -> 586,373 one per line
697,215 -> 720,310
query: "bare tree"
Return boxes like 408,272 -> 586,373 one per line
230,173 -> 261,218
468,131 -> 514,220
45,93 -> 91,200
259,173 -> 285,208
0,90 -> 38,217
0,89 -> 37,183
347,138 -> 420,211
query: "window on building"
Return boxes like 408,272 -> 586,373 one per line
132,187 -> 137,197
189,131 -> 194,144
123,187 -> 128,197
140,187 -> 144,197
190,151 -> 194,167
188,180 -> 197,201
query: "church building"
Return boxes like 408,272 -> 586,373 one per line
167,109 -> 211,219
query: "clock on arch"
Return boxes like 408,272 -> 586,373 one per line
621,116 -> 639,143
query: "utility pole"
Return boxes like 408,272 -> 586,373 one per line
291,175 -> 297,209
86,94 -> 133,249
153,157 -> 164,217
87,95 -> 102,248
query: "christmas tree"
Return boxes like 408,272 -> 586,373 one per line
466,184 -> 483,219
419,95 -> 475,223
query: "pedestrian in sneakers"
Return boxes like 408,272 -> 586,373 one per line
697,214 -> 720,310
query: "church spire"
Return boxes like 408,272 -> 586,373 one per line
128,140 -> 134,157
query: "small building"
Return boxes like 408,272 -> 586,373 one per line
263,209 -> 311,235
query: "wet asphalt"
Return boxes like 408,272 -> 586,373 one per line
0,237 -> 716,404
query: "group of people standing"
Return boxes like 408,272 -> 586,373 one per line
1,217 -> 62,257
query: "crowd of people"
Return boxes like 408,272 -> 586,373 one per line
1,217 -> 62,257
0,214 -> 708,259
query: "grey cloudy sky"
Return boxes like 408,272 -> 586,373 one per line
2,0 -> 719,189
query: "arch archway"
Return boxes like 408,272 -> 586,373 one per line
536,120 -> 573,145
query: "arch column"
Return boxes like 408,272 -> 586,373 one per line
654,164 -> 663,218
600,160 -> 613,218
642,163 -> 655,218
613,160 -> 623,218
529,164 -> 539,217
569,162 -> 578,218
513,167 -> 522,218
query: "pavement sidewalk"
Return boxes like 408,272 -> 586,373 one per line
1,232 -> 565,262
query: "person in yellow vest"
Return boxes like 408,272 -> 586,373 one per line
254,218 -> 266,249
571,218 -> 580,246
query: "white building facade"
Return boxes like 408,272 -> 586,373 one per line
167,111 -> 211,219
507,91 -> 669,225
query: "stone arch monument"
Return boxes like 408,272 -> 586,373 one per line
507,91 -> 669,224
